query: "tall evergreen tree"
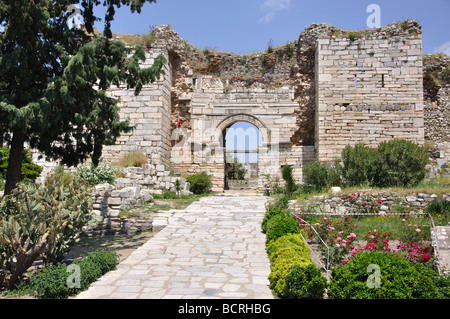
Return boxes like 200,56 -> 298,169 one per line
0,0 -> 166,195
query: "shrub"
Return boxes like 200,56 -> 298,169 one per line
267,234 -> 312,298
328,250 -> 447,299
0,175 -> 97,288
284,264 -> 328,299
261,207 -> 287,233
374,139 -> 428,187
76,161 -> 120,186
265,214 -> 300,243
266,233 -> 309,257
425,200 -> 450,226
186,172 -> 212,194
341,144 -> 378,186
28,248 -> 119,299
0,146 -> 43,182
281,165 -> 295,197
303,161 -> 329,192
226,158 -> 247,180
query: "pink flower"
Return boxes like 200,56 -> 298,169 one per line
416,229 -> 421,233
402,219 -> 406,222
337,237 -> 342,242
336,244 -> 340,247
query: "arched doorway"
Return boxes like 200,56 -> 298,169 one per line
217,114 -> 267,191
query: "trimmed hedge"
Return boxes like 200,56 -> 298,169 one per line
284,264 -> 328,299
266,234 -> 313,298
261,207 -> 287,233
265,214 -> 300,243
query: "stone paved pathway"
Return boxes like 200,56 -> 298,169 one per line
76,193 -> 273,299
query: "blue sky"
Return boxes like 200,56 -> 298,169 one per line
91,0 -> 449,163
93,0 -> 450,55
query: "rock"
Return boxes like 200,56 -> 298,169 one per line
140,189 -> 153,203
331,186 -> 342,194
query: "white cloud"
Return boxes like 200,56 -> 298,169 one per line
259,0 -> 291,24
433,41 -> 450,56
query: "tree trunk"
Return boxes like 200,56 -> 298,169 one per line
4,128 -> 26,196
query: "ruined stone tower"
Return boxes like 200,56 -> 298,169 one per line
100,20 -> 426,192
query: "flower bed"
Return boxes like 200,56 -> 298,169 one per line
264,193 -> 450,299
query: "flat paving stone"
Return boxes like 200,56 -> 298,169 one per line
77,193 -> 274,299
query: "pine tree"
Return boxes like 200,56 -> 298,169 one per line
0,0 -> 166,195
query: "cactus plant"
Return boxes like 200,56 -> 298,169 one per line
0,174 -> 98,288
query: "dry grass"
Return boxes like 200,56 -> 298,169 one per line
111,151 -> 148,168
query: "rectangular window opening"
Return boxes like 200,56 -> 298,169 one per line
381,74 -> 385,88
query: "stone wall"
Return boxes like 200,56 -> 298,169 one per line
315,28 -> 424,162
89,183 -> 154,235
26,20 -> 440,193
101,49 -> 173,167
116,165 -> 191,195
292,190 -> 450,215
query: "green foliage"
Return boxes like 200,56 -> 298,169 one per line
186,172 -> 212,195
425,200 -> 450,226
266,233 -> 309,257
265,214 -> 300,243
226,158 -> 247,180
281,165 -> 295,197
28,248 -> 119,299
75,161 -> 120,186
374,139 -> 428,187
328,251 -> 448,299
261,207 -> 287,233
341,140 -> 428,188
303,161 -> 330,192
341,144 -> 378,187
266,234 -> 312,298
0,174 -> 97,288
284,264 -> 328,299
0,0 -> 165,194
0,147 -> 42,182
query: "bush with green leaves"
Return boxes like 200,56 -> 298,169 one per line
266,234 -> 313,298
341,143 -> 379,187
75,161 -> 120,186
226,158 -> 247,180
303,161 -> 330,192
341,140 -> 428,188
0,146 -> 43,183
374,139 -> 428,187
0,173 -> 98,288
28,248 -> 119,299
261,207 -> 287,233
265,214 -> 300,243
328,250 -> 448,299
425,200 -> 450,226
281,165 -> 296,197
186,172 -> 212,194
284,264 -> 328,299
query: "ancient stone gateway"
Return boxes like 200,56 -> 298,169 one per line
101,21 -> 425,192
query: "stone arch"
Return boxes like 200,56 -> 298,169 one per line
216,113 -> 271,191
216,113 -> 270,145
